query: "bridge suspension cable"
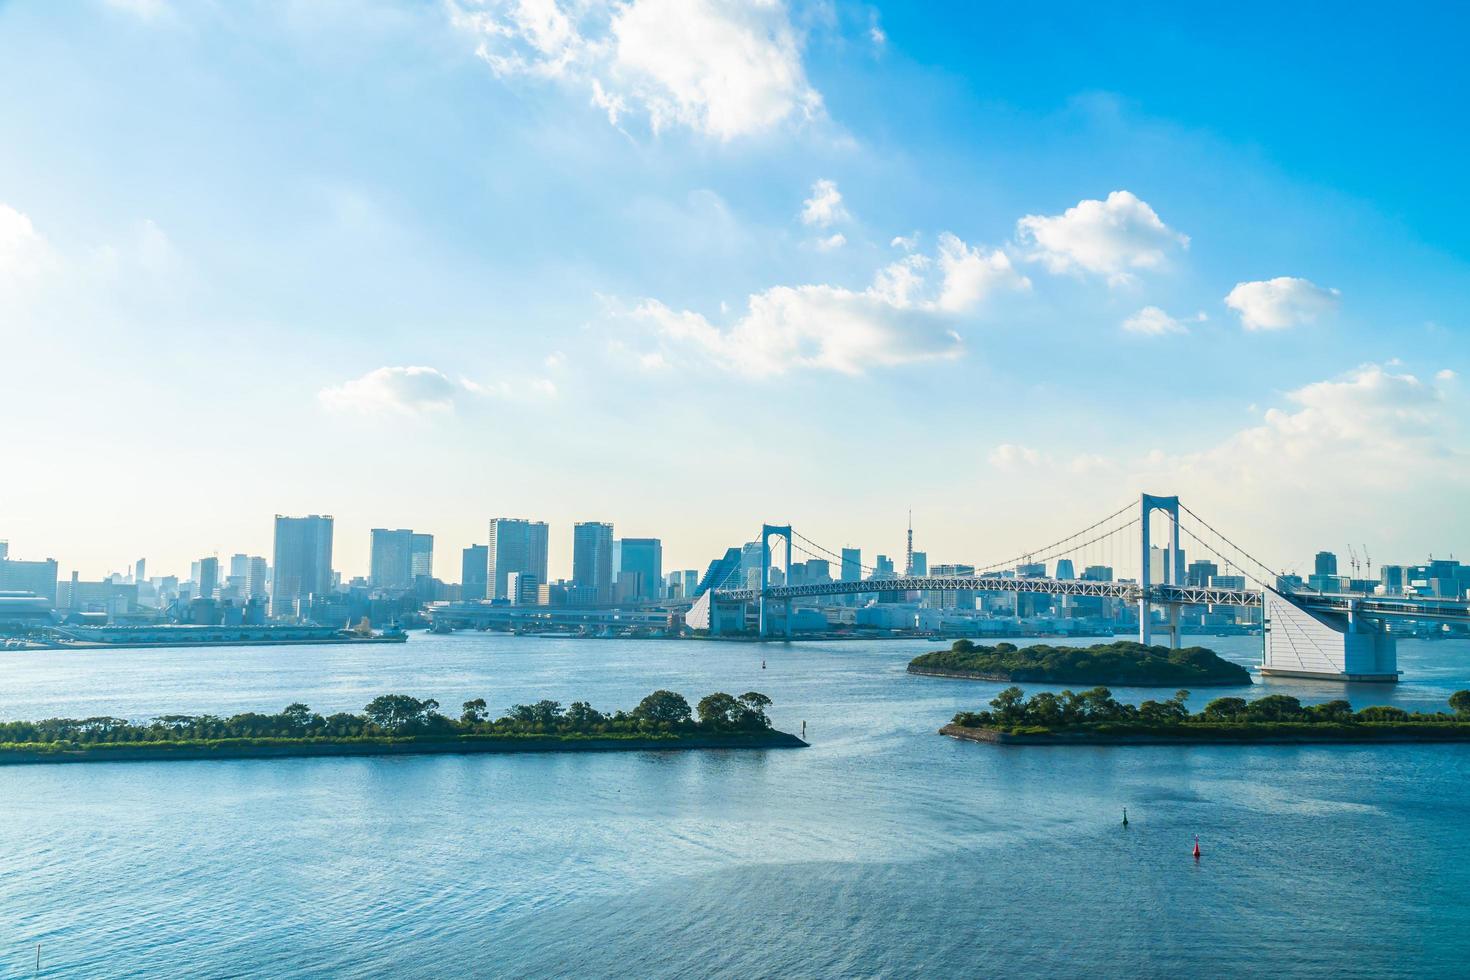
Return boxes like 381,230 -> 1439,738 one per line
971,499 -> 1138,576
1176,503 -> 1305,592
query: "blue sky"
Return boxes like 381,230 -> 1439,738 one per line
2,0 -> 1467,582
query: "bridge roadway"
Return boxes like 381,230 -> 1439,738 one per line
713,576 -> 1470,623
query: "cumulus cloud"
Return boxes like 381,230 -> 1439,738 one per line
814,232 -> 846,251
0,203 -> 51,293
632,233 -> 1028,377
988,444 -> 1043,470
1224,276 -> 1340,331
320,366 -> 555,416
801,178 -> 848,227
1016,190 -> 1188,285
450,0 -> 822,140
319,366 -> 461,416
1122,305 -> 1206,336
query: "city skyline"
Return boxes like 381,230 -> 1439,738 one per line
2,1 -> 1467,581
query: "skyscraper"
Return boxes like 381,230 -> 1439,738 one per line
572,522 -> 614,604
1314,551 -> 1339,577
840,548 -> 862,582
487,518 -> 549,600
618,537 -> 663,601
271,514 -> 334,617
197,556 -> 219,600
1054,559 -> 1075,580
410,533 -> 434,580
461,544 -> 489,601
370,529 -> 415,590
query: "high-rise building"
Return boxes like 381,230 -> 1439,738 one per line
1054,559 -> 1076,580
271,515 -> 334,617
1314,551 -> 1338,577
1380,565 -> 1406,595
840,548 -> 862,583
572,522 -> 615,604
618,538 -> 662,601
804,559 -> 831,583
487,518 -> 549,600
1186,560 -> 1219,588
197,557 -> 220,600
134,558 -> 146,585
1148,546 -> 1186,584
909,551 -> 928,577
682,569 -> 699,597
1081,565 -> 1113,581
370,529 -> 415,590
410,533 -> 434,579
928,563 -> 975,610
461,544 -> 489,601
0,555 -> 59,606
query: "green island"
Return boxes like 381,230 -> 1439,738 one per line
0,690 -> 805,765
908,639 -> 1253,687
942,686 -> 1470,745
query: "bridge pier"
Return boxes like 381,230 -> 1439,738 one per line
1261,590 -> 1399,681
758,524 -> 793,642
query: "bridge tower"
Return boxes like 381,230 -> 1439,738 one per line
759,524 -> 793,640
1139,494 -> 1182,649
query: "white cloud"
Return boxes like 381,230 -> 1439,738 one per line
935,233 -> 1030,313
0,203 -> 51,293
632,232 -> 1027,377
988,444 -> 1043,470
1122,305 -> 1205,336
451,0 -> 822,140
1224,276 -> 1340,331
890,232 -> 919,252
1016,190 -> 1188,285
321,366 -> 558,415
801,178 -> 848,227
815,232 -> 846,251
544,350 -> 566,369
319,366 -> 461,416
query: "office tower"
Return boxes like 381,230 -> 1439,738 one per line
840,548 -> 862,582
874,555 -> 895,578
1081,565 -> 1113,581
197,557 -> 220,599
0,554 -> 59,606
909,551 -> 927,577
928,563 -> 976,610
1314,551 -> 1338,577
1054,559 -> 1076,580
618,538 -> 662,601
411,533 -> 434,579
230,554 -> 250,582
462,544 -> 489,601
804,559 -> 831,583
507,571 -> 541,605
682,569 -> 699,597
370,529 -> 415,590
134,558 -> 146,584
1148,546 -> 1186,584
271,514 -> 334,617
1186,560 -> 1219,588
1380,565 -> 1405,595
487,518 -> 549,600
572,522 -> 615,604
246,557 -> 268,599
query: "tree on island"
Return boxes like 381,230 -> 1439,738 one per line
461,699 -> 488,724
364,695 -> 442,734
634,690 -> 692,726
1451,690 -> 1470,717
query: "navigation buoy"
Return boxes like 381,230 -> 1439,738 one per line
1122,808 -> 1129,827
761,659 -> 766,669
1192,835 -> 1201,860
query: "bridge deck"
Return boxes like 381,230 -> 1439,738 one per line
712,578 -> 1470,622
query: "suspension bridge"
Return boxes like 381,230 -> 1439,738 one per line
687,493 -> 1470,683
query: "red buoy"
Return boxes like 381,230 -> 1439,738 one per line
1192,835 -> 1201,860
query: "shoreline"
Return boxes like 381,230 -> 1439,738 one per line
908,665 -> 1247,687
0,730 -> 808,765
939,723 -> 1470,746
4,635 -> 408,652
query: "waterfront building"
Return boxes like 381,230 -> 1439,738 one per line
682,569 -> 699,597
370,529 -> 416,590
411,534 -> 433,580
927,563 -> 976,610
694,547 -> 742,597
487,518 -> 549,601
271,514 -> 334,618
0,554 -> 59,606
461,544 -> 489,601
197,557 -> 219,600
506,572 -> 542,605
572,522 -> 615,604
1081,565 -> 1113,581
618,538 -> 663,601
1380,564 -> 1405,594
1315,551 -> 1339,577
